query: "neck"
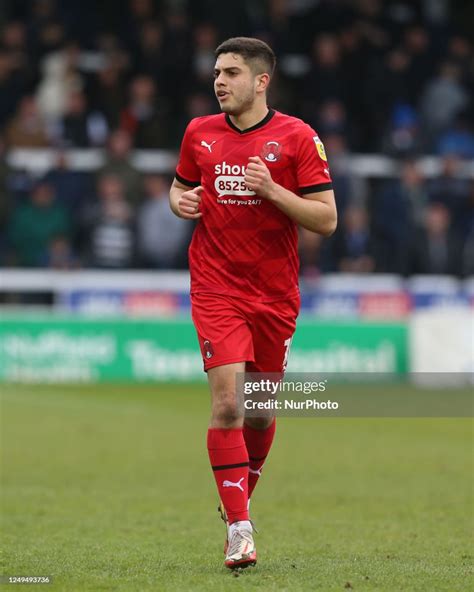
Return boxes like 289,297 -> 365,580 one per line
228,102 -> 269,131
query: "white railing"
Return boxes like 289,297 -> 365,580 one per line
0,269 -> 190,292
7,148 -> 178,175
6,149 -> 474,178
1,269 -> 472,294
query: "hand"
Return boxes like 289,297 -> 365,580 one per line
178,185 -> 203,219
244,156 -> 276,199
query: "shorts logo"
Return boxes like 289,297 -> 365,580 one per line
261,141 -> 282,162
203,339 -> 214,359
283,337 -> 293,372
313,136 -> 327,161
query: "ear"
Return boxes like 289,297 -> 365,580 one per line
256,73 -> 270,92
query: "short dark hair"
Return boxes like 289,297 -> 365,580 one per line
215,37 -> 276,77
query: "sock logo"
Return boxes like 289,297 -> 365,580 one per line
223,477 -> 245,492
249,467 -> 262,476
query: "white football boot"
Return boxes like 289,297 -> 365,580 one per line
224,519 -> 257,569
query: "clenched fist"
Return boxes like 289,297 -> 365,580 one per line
178,185 -> 203,219
244,156 -> 276,200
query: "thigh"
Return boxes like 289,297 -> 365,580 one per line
246,296 -> 300,374
191,293 -> 255,371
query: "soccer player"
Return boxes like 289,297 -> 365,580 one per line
169,37 -> 337,569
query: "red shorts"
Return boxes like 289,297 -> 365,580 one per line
191,292 -> 300,373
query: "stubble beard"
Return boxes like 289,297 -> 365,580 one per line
219,88 -> 255,117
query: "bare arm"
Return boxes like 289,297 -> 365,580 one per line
266,186 -> 336,236
169,178 -> 203,220
244,156 -> 337,236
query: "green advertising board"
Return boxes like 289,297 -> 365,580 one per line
0,316 -> 407,382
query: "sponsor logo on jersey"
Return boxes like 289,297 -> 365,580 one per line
214,161 -> 255,197
261,141 -> 282,162
214,162 -> 246,175
313,135 -> 327,161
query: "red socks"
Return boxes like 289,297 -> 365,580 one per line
207,421 -> 276,523
243,419 -> 276,499
207,428 -> 249,524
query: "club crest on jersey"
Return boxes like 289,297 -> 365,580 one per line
261,141 -> 282,162
313,135 -> 327,161
203,339 -> 214,359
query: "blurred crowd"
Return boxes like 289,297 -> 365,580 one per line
0,0 -> 473,275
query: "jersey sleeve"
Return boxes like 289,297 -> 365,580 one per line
295,125 -> 333,195
175,120 -> 201,187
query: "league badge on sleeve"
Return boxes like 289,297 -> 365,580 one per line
313,135 -> 327,161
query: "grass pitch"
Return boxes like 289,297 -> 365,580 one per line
1,384 -> 472,591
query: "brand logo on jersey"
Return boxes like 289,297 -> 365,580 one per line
203,339 -> 213,359
313,136 -> 327,161
261,141 -> 282,162
201,140 -> 216,153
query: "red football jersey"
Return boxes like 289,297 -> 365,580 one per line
175,109 -> 332,302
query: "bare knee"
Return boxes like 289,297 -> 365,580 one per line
207,363 -> 246,429
211,391 -> 243,428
